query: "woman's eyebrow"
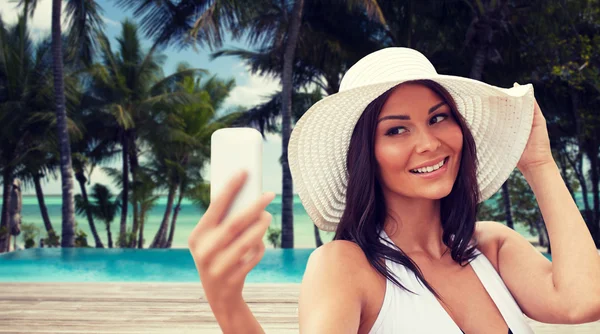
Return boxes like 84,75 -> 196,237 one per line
428,101 -> 447,113
377,101 -> 447,124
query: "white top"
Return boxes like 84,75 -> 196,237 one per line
368,229 -> 534,334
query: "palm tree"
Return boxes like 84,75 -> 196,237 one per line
75,183 -> 120,248
0,16 -> 29,252
70,79 -> 126,249
51,0 -> 77,248
276,0 -> 305,249
72,154 -> 105,248
64,0 -> 106,67
89,20 -> 204,247
128,168 -> 159,248
16,144 -> 59,236
145,71 -> 239,248
0,16 -> 76,252
165,74 -> 236,248
18,0 -> 107,248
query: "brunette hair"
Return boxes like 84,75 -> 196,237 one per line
333,80 -> 480,301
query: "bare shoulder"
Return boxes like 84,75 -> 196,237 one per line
299,240 -> 370,333
303,240 -> 370,297
308,239 -> 369,267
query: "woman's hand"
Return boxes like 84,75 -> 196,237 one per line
188,171 -> 275,310
515,82 -> 554,174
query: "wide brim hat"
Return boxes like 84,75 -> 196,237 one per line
289,47 -> 535,232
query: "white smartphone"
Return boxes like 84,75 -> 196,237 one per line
210,127 -> 263,219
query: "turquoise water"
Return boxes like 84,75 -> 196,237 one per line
0,248 -> 314,283
7,193 -> 553,249
0,247 -> 551,283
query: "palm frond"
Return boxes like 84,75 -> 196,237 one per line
150,68 -> 209,95
65,0 -> 106,66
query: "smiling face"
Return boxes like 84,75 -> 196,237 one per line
374,82 -> 463,201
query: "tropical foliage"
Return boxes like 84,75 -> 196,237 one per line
1,0 -> 599,252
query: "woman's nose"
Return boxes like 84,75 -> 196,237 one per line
414,128 -> 442,154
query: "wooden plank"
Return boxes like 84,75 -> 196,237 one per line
0,283 -> 598,333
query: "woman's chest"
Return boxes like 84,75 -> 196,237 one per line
359,248 -> 508,334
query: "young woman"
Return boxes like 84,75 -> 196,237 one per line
188,48 -> 600,333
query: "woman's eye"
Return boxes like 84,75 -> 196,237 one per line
385,127 -> 406,136
430,114 -> 448,124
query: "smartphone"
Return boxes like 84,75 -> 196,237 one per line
210,127 -> 263,219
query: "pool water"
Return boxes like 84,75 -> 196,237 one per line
0,248 -> 552,283
0,248 -> 315,283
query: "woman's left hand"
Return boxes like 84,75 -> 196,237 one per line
515,82 -> 554,173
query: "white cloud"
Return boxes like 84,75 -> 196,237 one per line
0,0 -> 68,42
222,64 -> 280,109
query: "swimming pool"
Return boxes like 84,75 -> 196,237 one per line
0,248 -> 552,283
0,248 -> 315,283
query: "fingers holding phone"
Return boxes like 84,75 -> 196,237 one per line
189,185 -> 275,306
188,128 -> 272,306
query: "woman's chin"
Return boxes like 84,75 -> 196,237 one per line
416,185 -> 454,200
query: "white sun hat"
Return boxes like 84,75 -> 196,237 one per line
288,47 -> 535,232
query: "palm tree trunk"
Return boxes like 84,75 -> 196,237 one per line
129,202 -> 139,248
280,0 -> 304,249
75,172 -> 104,248
0,166 -> 14,253
151,184 -> 176,248
588,144 -> 600,246
119,132 -> 129,247
534,215 -> 548,247
137,208 -> 146,249
556,153 -> 575,199
314,224 -> 323,248
53,0 -> 76,248
469,46 -> 487,81
33,174 -> 55,235
128,140 -> 139,248
569,89 -> 593,223
166,188 -> 184,248
106,222 -> 113,248
501,182 -> 514,229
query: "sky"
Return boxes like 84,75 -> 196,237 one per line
0,0 -> 287,195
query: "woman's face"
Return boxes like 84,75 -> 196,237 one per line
374,83 -> 463,201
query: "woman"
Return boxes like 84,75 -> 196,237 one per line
188,48 -> 600,333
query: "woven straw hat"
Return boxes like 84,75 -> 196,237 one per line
288,47 -> 535,232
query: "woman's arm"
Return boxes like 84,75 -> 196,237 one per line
210,297 -> 265,334
484,87 -> 600,324
521,161 -> 600,321
188,172 -> 274,334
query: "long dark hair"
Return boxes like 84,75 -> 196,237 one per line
333,80 -> 480,301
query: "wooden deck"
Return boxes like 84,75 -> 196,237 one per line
1,283 -> 599,333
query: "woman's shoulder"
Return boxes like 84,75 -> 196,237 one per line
306,240 -> 373,278
303,240 -> 374,296
299,240 -> 375,332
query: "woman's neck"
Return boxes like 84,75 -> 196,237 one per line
383,195 -> 449,260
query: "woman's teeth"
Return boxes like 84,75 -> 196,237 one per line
411,158 -> 446,174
